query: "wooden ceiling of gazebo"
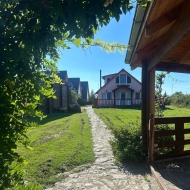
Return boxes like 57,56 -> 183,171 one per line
126,0 -> 190,73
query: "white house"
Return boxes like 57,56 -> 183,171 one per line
95,69 -> 141,106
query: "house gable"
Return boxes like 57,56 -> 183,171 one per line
81,81 -> 90,101
58,71 -> 68,82
96,69 -> 141,100
68,78 -> 81,96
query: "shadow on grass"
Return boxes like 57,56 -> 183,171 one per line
27,112 -> 78,125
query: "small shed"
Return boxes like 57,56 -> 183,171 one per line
125,0 -> 190,161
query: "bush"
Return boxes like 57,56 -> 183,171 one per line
78,97 -> 86,106
110,119 -> 146,162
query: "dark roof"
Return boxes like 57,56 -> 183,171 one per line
112,85 -> 134,92
68,78 -> 80,91
102,73 -> 117,80
81,81 -> 89,101
57,71 -> 68,82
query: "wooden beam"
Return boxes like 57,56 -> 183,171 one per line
156,62 -> 190,74
145,1 -> 186,36
148,2 -> 190,71
141,60 -> 149,151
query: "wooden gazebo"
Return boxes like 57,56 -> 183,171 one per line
125,0 -> 190,161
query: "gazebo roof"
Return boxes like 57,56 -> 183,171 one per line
125,0 -> 190,73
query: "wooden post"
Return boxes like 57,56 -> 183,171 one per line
148,68 -> 155,161
175,122 -> 184,153
141,60 -> 149,151
149,68 -> 155,115
149,114 -> 155,162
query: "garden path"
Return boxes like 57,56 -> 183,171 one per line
46,106 -> 160,190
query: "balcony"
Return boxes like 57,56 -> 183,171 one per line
93,99 -> 141,107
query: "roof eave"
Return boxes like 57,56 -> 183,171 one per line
125,1 -> 153,70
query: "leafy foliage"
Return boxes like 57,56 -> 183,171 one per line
70,88 -> 79,104
0,0 -> 149,188
170,91 -> 190,108
110,120 -> 146,162
155,72 -> 166,117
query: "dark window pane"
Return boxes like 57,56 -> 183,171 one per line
116,76 -> 119,84
127,75 -> 131,83
120,74 -> 126,83
107,92 -> 111,99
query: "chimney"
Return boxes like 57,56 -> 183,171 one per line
100,70 -> 102,88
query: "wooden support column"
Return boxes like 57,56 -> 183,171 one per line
141,60 -> 149,151
149,68 -> 155,116
148,68 -> 155,162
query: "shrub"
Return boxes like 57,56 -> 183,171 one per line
110,119 -> 146,162
78,97 -> 86,106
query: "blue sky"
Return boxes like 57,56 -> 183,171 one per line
57,8 -> 190,95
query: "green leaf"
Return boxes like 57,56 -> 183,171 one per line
74,38 -> 81,47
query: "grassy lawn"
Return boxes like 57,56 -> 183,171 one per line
17,108 -> 95,188
93,106 -> 141,130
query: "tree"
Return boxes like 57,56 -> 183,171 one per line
0,0 -> 149,188
155,72 -> 166,118
89,89 -> 97,103
70,88 -> 79,104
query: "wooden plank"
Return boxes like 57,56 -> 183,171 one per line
155,117 -> 190,125
145,1 -> 186,36
175,121 -> 184,153
155,139 -> 189,149
155,150 -> 190,160
155,139 -> 190,149
148,1 -> 190,71
184,128 -> 190,134
137,34 -> 167,58
155,130 -> 176,137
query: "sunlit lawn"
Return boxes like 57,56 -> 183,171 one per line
17,108 -> 95,188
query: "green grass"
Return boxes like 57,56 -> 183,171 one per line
17,108 -> 95,188
93,107 -> 141,130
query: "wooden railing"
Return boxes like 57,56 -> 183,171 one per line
94,99 -> 141,106
149,116 -> 190,161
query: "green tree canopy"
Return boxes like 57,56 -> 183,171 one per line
0,0 -> 149,188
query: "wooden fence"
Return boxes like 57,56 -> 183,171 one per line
149,116 -> 190,161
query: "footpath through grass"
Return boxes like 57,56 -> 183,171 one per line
17,108 -> 95,188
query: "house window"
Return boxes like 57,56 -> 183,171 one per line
121,92 -> 125,99
126,91 -> 131,99
116,76 -> 119,84
102,93 -> 106,99
107,92 -> 112,99
120,74 -> 126,84
127,75 -> 131,83
107,78 -> 111,83
135,92 -> 140,99
115,92 -> 120,99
